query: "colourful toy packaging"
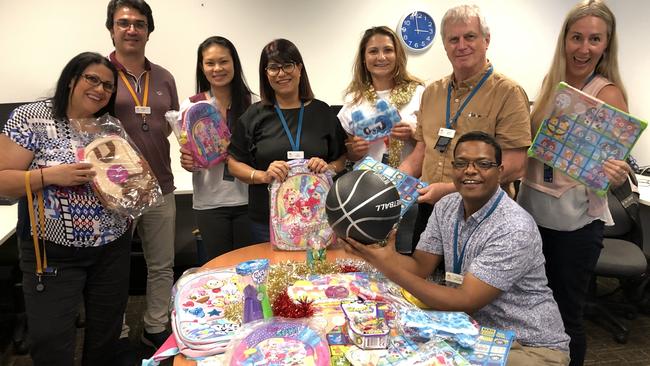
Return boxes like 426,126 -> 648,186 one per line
351,99 -> 401,141
341,302 -> 390,350
355,157 -> 427,217
236,259 -> 272,323
227,318 -> 331,366
171,267 -> 243,358
270,159 -> 336,250
529,82 -> 647,195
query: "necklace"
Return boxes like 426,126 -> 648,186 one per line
363,81 -> 418,167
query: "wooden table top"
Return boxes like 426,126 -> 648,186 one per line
172,242 -> 358,365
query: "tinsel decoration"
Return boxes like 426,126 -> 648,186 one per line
338,263 -> 360,273
266,261 -> 339,305
271,289 -> 315,318
223,301 -> 243,324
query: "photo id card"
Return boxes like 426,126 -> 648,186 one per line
134,106 -> 151,115
445,271 -> 464,286
287,151 -> 304,160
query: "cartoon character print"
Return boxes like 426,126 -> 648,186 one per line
554,92 -> 572,110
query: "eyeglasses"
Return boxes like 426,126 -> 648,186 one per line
114,19 -> 148,31
451,160 -> 500,170
81,74 -> 115,93
265,62 -> 296,76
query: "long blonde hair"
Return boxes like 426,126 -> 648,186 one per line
343,26 -> 422,104
531,0 -> 627,126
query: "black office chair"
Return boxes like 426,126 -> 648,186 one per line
587,188 -> 648,343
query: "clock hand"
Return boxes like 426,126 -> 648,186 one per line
414,14 -> 420,31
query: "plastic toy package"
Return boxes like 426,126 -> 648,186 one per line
398,309 -> 480,348
70,114 -> 162,218
170,266 -> 243,358
341,301 -> 390,350
236,259 -> 272,323
355,157 -> 427,217
269,159 -> 336,251
528,82 -> 647,195
165,100 -> 231,169
350,99 -> 401,141
225,317 -> 331,366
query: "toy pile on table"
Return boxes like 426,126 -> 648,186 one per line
143,260 -> 515,366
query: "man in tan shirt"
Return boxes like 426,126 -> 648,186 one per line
399,4 -> 532,252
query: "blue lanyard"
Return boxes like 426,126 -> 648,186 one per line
446,65 -> 494,129
452,190 -> 505,274
274,102 -> 304,151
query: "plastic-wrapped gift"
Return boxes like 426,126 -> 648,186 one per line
350,99 -> 401,142
398,309 -> 480,348
341,301 -> 390,350
269,159 -> 335,251
71,114 -> 162,218
226,318 -> 331,366
236,259 -> 272,323
165,100 -> 231,169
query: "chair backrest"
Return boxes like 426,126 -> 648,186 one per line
606,190 -> 633,237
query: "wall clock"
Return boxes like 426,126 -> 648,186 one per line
398,10 -> 436,53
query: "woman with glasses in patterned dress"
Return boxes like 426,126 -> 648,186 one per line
227,39 -> 347,243
0,52 -> 131,366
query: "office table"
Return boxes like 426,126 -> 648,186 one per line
172,242 -> 358,366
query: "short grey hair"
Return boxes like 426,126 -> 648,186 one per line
441,4 -> 490,39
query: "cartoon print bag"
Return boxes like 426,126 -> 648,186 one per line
269,159 -> 336,251
350,99 -> 401,141
181,101 -> 231,169
171,267 -> 243,358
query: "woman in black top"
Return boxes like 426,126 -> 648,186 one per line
228,39 -> 346,243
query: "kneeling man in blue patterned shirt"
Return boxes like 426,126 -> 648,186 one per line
343,131 -> 571,365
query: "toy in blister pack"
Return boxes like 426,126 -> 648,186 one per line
341,301 -> 390,350
181,101 -> 231,169
227,318 -> 331,366
269,159 -> 335,250
355,157 -> 427,217
171,267 -> 243,357
236,259 -> 272,323
528,82 -> 647,195
351,99 -> 401,141
71,114 -> 162,218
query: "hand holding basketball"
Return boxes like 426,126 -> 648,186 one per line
342,230 -> 397,269
179,146 -> 195,172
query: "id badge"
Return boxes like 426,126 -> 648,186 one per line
543,164 -> 554,183
135,106 -> 152,115
445,271 -> 464,286
287,151 -> 304,160
222,164 -> 235,181
435,128 -> 456,153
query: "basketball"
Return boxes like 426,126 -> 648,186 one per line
326,170 -> 401,244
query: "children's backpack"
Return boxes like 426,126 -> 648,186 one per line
171,267 -> 242,358
181,101 -> 231,169
269,159 -> 336,250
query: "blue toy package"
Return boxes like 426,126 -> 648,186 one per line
355,157 -> 427,217
399,309 -> 480,348
451,326 -> 516,366
351,99 -> 401,141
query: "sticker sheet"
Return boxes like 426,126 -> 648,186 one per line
529,82 -> 647,195
355,157 -> 427,217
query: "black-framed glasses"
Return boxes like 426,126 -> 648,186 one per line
81,74 -> 115,93
115,19 -> 148,31
265,62 -> 296,76
451,160 -> 500,170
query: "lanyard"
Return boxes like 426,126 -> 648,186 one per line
582,72 -> 597,90
25,171 -> 47,275
119,70 -> 149,114
274,102 -> 304,151
446,65 -> 493,129
452,190 -> 505,274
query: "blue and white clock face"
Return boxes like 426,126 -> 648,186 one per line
398,11 -> 436,52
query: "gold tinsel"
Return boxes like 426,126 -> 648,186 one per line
363,81 -> 419,168
223,301 -> 243,324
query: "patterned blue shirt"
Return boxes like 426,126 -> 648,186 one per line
417,187 -> 570,352
2,101 -> 130,247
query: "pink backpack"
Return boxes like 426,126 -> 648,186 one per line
181,101 -> 231,169
269,159 -> 336,251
